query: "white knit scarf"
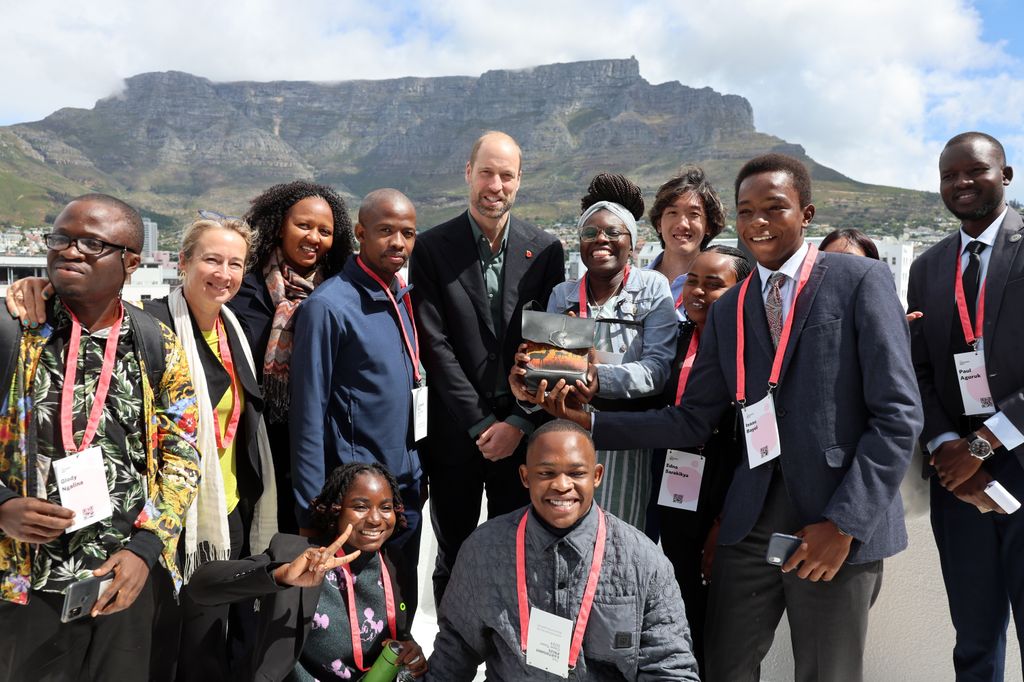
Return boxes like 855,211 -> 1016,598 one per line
169,288 -> 278,581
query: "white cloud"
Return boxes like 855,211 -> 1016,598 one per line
0,0 -> 1021,200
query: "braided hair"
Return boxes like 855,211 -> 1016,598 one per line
579,173 -> 645,220
307,462 -> 407,538
245,180 -> 355,278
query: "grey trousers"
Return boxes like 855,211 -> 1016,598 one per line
704,470 -> 883,682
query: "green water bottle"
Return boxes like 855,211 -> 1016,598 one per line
363,640 -> 403,682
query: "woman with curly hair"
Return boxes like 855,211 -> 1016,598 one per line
228,180 -> 355,532
188,462 -> 427,681
511,173 -> 677,529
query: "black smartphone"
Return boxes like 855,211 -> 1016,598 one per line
60,574 -> 113,623
766,533 -> 803,566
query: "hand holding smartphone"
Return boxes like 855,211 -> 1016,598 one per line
766,532 -> 803,566
60,574 -> 113,622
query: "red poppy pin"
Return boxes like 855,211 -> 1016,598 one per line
526,250 -> 533,258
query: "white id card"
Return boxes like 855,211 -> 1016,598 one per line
743,393 -> 782,469
657,449 -> 705,511
954,351 -> 996,416
411,386 -> 429,441
53,447 -> 112,533
526,606 -> 572,678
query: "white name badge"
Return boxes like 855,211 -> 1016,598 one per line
954,351 -> 996,416
526,607 -> 572,678
411,386 -> 429,441
743,393 -> 782,469
657,449 -> 705,511
52,447 -> 112,533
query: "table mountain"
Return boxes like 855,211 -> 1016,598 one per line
0,57 -> 944,233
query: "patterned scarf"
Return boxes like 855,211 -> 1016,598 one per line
262,248 -> 321,423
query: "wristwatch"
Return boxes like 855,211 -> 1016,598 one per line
967,432 -> 994,460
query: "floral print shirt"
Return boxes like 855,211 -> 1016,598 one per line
0,300 -> 200,604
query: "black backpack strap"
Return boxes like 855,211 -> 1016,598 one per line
123,301 -> 167,390
0,303 -> 23,412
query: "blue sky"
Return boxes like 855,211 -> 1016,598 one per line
0,0 -> 1021,201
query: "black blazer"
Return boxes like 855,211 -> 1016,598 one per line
187,534 -> 412,682
227,271 -> 275,380
145,297 -> 267,531
410,211 -> 564,435
908,207 -> 1024,474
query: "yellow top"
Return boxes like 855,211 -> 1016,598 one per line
202,327 -> 242,514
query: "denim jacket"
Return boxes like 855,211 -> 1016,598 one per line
547,268 -> 676,400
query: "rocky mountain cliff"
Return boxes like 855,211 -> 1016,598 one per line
0,58 -> 944,232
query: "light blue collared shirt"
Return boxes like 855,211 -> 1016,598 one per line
647,251 -> 687,321
926,207 -> 1023,453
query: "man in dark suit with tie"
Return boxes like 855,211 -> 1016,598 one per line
531,153 -> 921,681
909,132 -> 1024,681
410,131 -> 564,606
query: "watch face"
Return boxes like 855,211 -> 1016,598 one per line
969,437 -> 993,458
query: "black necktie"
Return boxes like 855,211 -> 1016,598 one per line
962,240 -> 986,328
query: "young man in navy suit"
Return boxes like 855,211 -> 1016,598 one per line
524,154 -> 922,682
910,132 -> 1024,681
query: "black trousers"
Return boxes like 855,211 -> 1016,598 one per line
422,411 -> 531,608
930,450 -> 1024,682
151,506 -> 245,682
659,513 -> 713,677
0,572 -> 155,682
704,469 -> 883,682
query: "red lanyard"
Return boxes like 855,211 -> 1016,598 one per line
674,288 -> 686,311
734,244 -> 818,405
355,256 -> 421,383
516,507 -> 607,669
954,247 -> 986,348
674,329 -> 700,406
211,318 -> 241,450
61,304 -> 124,453
577,265 -> 630,319
338,554 -> 398,672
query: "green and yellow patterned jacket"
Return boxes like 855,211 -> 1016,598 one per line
0,300 -> 200,604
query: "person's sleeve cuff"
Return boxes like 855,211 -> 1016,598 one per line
504,415 -> 535,437
468,414 -> 497,440
985,412 -> 1024,452
0,485 -> 18,507
927,431 -> 960,455
124,529 -> 163,569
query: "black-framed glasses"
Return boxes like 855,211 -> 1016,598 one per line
43,233 -> 139,256
198,209 -> 242,222
578,226 -> 628,242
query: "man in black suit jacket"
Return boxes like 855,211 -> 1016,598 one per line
535,154 -> 921,681
909,132 -> 1024,680
410,131 -> 564,606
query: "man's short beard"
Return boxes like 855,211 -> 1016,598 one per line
947,200 -> 999,222
474,196 -> 515,220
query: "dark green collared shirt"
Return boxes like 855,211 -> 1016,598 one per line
468,211 -> 509,335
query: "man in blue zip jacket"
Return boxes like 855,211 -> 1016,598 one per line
290,188 -> 423,617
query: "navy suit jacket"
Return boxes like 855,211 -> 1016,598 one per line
410,211 -> 564,438
908,207 -> 1024,473
594,249 -> 922,564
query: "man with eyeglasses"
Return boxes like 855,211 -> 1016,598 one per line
410,131 -> 565,606
0,194 -> 200,681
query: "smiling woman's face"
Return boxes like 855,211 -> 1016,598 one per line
335,472 -> 397,553
580,209 -> 631,278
